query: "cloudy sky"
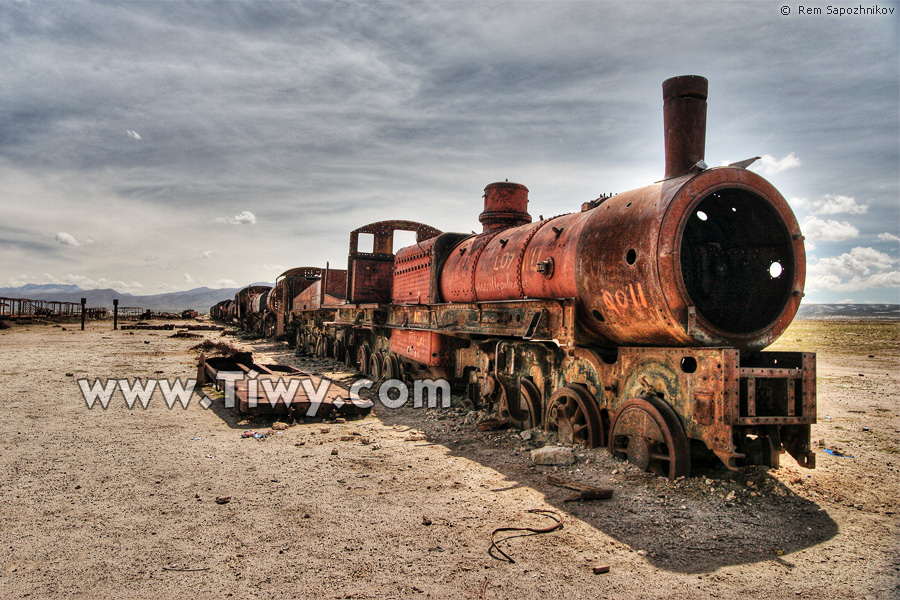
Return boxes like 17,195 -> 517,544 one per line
1,1 -> 897,303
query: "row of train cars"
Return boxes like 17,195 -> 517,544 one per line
207,76 -> 817,479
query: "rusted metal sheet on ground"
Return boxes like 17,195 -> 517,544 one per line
198,353 -> 371,418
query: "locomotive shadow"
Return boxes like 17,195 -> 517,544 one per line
377,404 -> 839,575
232,347 -> 839,574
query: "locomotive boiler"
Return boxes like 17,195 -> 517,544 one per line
217,75 -> 816,479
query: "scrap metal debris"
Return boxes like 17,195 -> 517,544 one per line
546,475 -> 614,502
489,509 -> 563,564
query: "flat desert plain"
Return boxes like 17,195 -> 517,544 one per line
0,318 -> 897,599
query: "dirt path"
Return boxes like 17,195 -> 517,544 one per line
0,319 -> 897,599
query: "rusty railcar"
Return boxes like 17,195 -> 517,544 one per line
209,300 -> 233,323
268,266 -> 349,348
233,285 -> 272,334
233,75 -> 816,479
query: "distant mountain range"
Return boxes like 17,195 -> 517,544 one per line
1,284 -> 897,319
0,283 -> 272,313
796,303 -> 899,320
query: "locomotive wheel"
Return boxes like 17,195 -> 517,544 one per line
499,379 -> 542,430
608,397 -> 690,480
544,385 -> 603,448
314,336 -> 325,357
383,354 -> 401,381
356,345 -> 371,375
368,352 -> 384,381
344,343 -> 355,368
334,339 -> 345,363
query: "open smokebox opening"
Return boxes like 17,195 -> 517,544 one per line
679,187 -> 794,334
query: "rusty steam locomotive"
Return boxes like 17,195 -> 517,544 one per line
211,76 -> 816,479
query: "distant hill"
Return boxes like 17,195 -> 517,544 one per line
0,284 -> 270,313
796,304 -> 899,320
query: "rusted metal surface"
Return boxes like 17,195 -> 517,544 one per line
433,79 -> 805,353
346,220 -> 442,304
389,328 -> 448,367
663,75 -> 708,179
392,237 -> 438,304
479,181 -> 532,233
214,75 -> 816,478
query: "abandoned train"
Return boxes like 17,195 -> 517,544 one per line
210,75 -> 816,479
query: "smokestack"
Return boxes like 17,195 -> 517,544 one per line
663,75 -> 708,179
479,181 -> 531,233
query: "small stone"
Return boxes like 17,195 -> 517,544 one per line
331,448 -> 338,456
320,427 -> 330,434
272,421 -> 289,430
636,549 -> 648,557
531,446 -> 575,466
215,496 -> 231,504
725,491 -> 737,502
592,565 -> 610,574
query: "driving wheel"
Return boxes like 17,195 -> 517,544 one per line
499,379 -> 542,430
608,397 -> 690,479
543,385 -> 603,448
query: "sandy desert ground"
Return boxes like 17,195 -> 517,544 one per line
0,318 -> 897,599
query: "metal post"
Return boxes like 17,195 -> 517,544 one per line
80,297 -> 86,330
113,299 -> 119,330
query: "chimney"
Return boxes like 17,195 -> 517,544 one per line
663,75 -> 708,179
479,181 -> 531,233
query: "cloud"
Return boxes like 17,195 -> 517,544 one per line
877,232 -> 900,243
126,130 -> 142,140
55,231 -> 81,246
216,210 -> 257,226
836,298 -> 856,304
795,194 -> 868,215
213,279 -> 237,288
751,153 -> 800,176
807,246 -> 899,292
200,250 -> 214,259
262,263 -> 284,271
801,216 -> 859,242
183,273 -> 200,285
